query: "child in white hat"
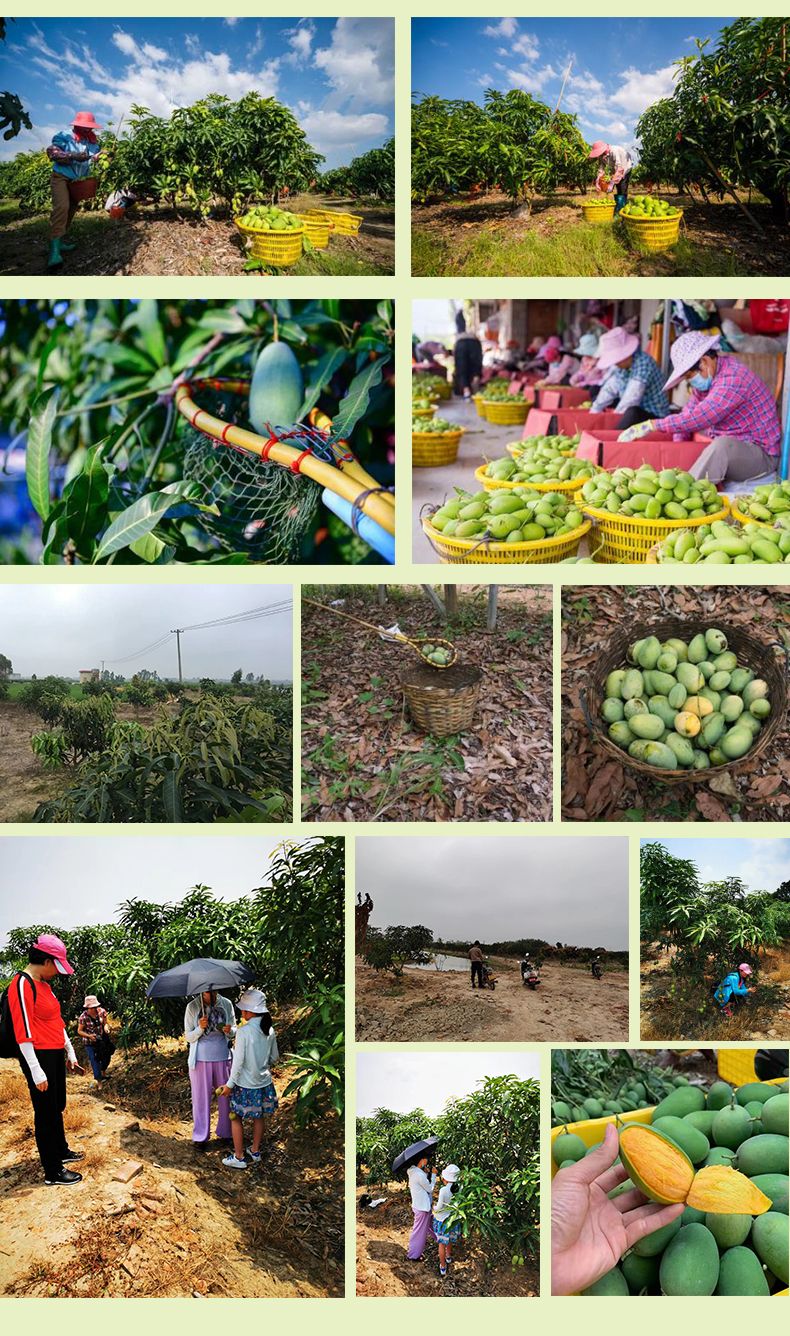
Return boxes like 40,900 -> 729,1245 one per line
433,1163 -> 462,1277
217,989 -> 279,1169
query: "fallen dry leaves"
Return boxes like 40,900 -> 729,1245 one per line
561,585 -> 790,823
301,585 -> 552,822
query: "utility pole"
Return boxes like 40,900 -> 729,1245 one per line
171,629 -> 183,683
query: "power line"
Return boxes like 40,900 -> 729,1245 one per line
102,600 -> 291,668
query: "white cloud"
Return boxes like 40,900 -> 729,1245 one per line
313,17 -> 394,108
112,31 -> 137,58
610,64 -> 678,117
298,106 -> 389,153
283,20 -> 315,66
142,42 -> 167,64
476,72 -> 493,88
483,19 -> 518,40
571,69 -> 604,95
224,17 -> 241,26
184,33 -> 200,56
499,62 -> 557,93
512,33 -> 541,62
0,123 -> 60,160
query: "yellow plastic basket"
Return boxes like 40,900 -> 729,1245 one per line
731,501 -> 781,532
412,429 -> 463,467
234,218 -> 305,266
622,208 -> 683,253
472,393 -> 487,418
581,497 -> 730,563
481,399 -> 530,425
295,213 -> 332,249
308,208 -> 362,236
412,404 -> 437,420
422,515 -> 590,564
580,199 -> 615,224
717,1050 -> 762,1086
474,463 -> 590,494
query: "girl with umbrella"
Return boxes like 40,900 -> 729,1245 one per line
183,987 -> 236,1151
393,1137 -> 440,1261
45,111 -> 106,270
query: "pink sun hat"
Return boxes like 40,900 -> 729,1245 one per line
663,330 -> 722,391
33,932 -> 74,975
72,111 -> 102,130
595,326 -> 640,370
588,141 -> 609,159
738,963 -> 753,975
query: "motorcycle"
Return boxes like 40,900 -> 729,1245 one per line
520,958 -> 541,989
591,959 -> 603,980
479,961 -> 496,991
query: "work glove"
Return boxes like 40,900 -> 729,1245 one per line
617,419 -> 655,443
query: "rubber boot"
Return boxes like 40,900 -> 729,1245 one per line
614,193 -> 627,216
60,237 -> 77,251
47,238 -> 64,268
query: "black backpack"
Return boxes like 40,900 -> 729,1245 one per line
0,973 -> 37,1059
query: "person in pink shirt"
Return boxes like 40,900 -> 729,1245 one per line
618,331 -> 781,483
588,141 -> 634,215
570,332 -> 607,389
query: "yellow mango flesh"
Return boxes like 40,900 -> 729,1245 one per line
686,1165 -> 772,1215
619,1125 -> 693,1204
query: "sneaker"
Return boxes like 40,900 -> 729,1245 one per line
222,1154 -> 248,1170
193,1139 -> 209,1153
248,1150 -> 262,1163
439,1266 -> 447,1278
62,1150 -> 84,1163
45,1169 -> 82,1186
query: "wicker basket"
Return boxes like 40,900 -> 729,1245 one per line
295,213 -> 332,249
422,515 -> 590,564
234,218 -> 305,266
584,617 -> 787,785
622,209 -> 683,253
412,429 -> 463,467
580,199 -> 615,223
581,497 -> 730,563
481,399 -> 530,426
474,463 -> 590,495
401,663 -> 482,735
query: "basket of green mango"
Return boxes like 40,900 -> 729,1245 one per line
587,620 -> 787,783
732,481 -> 790,530
234,205 -> 305,265
412,417 -> 464,467
423,486 -> 590,564
654,521 -> 790,565
475,450 -> 594,493
580,465 -> 728,562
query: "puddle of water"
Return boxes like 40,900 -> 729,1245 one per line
407,953 -> 469,973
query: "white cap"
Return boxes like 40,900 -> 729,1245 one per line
238,988 -> 268,1014
442,1163 -> 461,1183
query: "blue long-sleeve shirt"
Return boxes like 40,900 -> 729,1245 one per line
50,131 -> 102,180
715,971 -> 749,1004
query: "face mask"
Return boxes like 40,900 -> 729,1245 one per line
689,373 -> 712,391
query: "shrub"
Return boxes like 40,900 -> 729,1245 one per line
362,924 -> 434,976
19,675 -> 70,714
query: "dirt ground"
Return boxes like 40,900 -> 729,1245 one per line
412,188 -> 789,276
0,698 -> 181,823
561,585 -> 790,822
301,585 -> 553,822
641,941 -> 790,1041
355,956 -> 629,1043
0,193 -> 394,277
0,1038 -> 343,1298
356,1185 -> 538,1297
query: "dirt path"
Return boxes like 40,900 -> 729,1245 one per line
356,1186 -> 538,1297
355,956 -> 629,1042
641,942 -> 790,1041
0,193 -> 393,277
0,1048 -> 342,1297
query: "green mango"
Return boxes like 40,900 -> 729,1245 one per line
629,713 -> 666,741
720,725 -> 754,760
687,633 -> 707,663
249,340 -> 304,433
715,1246 -> 770,1296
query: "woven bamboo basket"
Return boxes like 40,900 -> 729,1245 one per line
583,617 -> 788,785
481,399 -> 530,426
295,213 -> 332,249
581,497 -> 730,563
412,429 -> 463,467
474,463 -> 590,494
234,218 -> 305,266
401,663 -> 482,735
579,199 -> 615,223
422,514 -> 590,564
622,209 -> 683,252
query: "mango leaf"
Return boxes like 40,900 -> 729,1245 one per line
298,347 -> 347,421
93,481 -> 216,562
62,445 -> 114,558
162,766 -> 184,822
329,359 -> 385,441
26,386 -> 59,521
129,532 -> 177,563
130,300 -> 167,367
197,309 -> 249,333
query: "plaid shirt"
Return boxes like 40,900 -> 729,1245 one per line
592,349 -> 671,417
653,356 -> 781,454
78,1006 -> 108,1041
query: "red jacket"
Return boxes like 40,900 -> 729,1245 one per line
8,973 -> 66,1050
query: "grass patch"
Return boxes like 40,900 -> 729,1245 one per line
7,682 -> 84,700
642,976 -> 786,1041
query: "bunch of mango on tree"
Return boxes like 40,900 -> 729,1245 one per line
580,465 -> 722,519
620,194 -> 681,220
238,204 -> 303,232
482,450 -> 593,487
736,481 -> 790,527
658,521 -> 790,565
602,627 -> 773,770
428,486 -> 584,543
553,1077 -> 788,1296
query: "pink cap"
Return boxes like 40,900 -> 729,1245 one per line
588,141 -> 609,159
738,963 -> 753,975
595,326 -> 640,370
33,933 -> 74,975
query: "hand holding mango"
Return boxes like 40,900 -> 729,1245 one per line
602,627 -> 772,770
617,419 -> 656,443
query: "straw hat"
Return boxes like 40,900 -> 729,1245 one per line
662,331 -> 721,391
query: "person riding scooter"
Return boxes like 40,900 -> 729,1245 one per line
591,957 -> 603,980
520,955 -> 540,989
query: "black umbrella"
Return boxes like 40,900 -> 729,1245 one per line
392,1136 -> 440,1176
146,958 -> 254,999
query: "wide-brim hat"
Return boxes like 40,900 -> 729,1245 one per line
33,932 -> 74,975
595,326 -> 640,370
663,331 -> 721,391
82,995 -> 102,1009
442,1163 -> 461,1183
72,111 -> 102,130
588,141 -> 609,159
238,987 -> 268,1014
574,332 -> 600,357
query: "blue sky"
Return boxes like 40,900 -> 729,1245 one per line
641,839 -> 790,898
412,17 -> 733,148
0,17 -> 393,166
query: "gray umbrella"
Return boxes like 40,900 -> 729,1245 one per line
392,1136 -> 440,1176
146,958 -> 254,999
